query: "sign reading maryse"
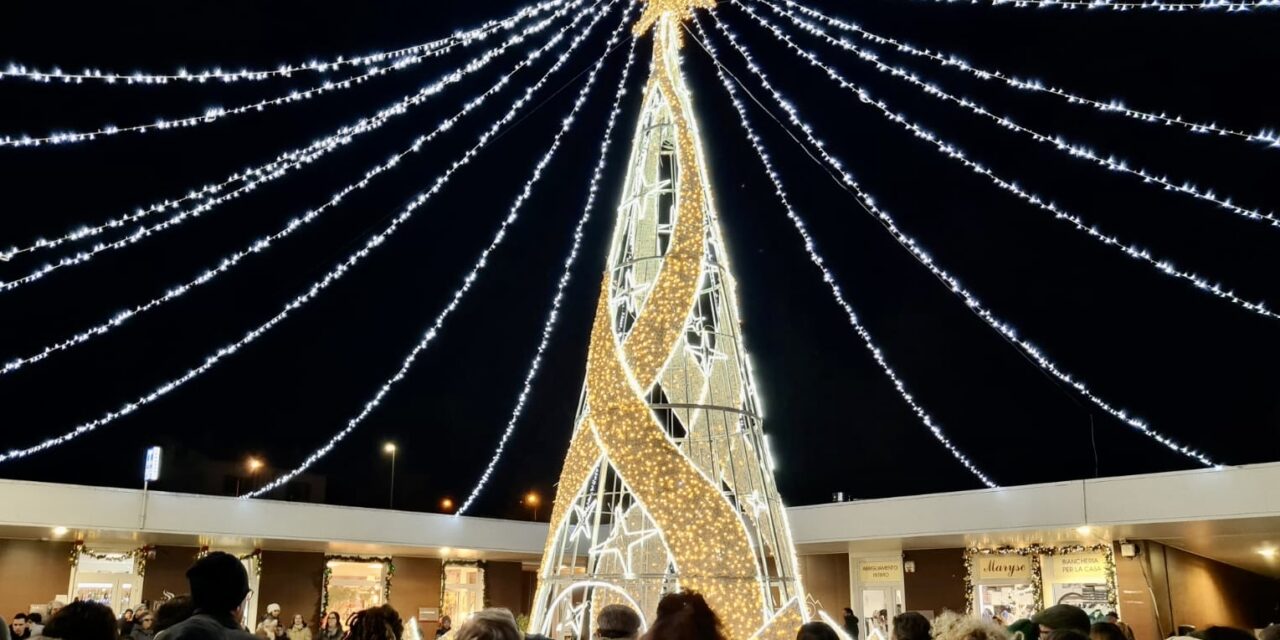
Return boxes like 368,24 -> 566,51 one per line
975,555 -> 1032,583
1051,552 -> 1108,581
860,560 -> 902,584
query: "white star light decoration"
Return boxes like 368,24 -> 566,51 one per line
684,310 -> 728,377
613,268 -> 652,319
589,505 -> 661,578
556,599 -> 591,639
743,490 -> 770,519
568,498 -> 598,543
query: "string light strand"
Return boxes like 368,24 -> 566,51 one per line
690,16 -> 996,488
700,12 -> 1218,466
0,0 -> 623,463
0,2 -> 567,149
0,2 -> 603,377
758,0 -> 1280,230
878,0 -> 1277,11
248,1 -> 637,498
0,0 -> 564,85
0,1 -> 585,286
731,3 -> 1280,322
456,29 -> 640,516
774,0 -> 1280,147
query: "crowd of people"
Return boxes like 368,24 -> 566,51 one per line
4,554 -> 1277,640
829,603 -> 1280,640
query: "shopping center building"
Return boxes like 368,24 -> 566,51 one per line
1,462 -> 1277,639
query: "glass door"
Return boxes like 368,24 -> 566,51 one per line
72,572 -> 141,613
442,564 -> 485,622
861,588 -> 897,640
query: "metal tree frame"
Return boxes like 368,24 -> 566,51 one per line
531,5 -> 807,639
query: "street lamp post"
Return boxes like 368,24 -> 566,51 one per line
248,457 -> 263,494
523,491 -> 541,521
384,443 -> 397,509
237,457 -> 264,497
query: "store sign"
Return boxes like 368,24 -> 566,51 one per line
976,556 -> 1032,583
860,561 -> 902,584
1052,552 -> 1108,581
143,446 -> 162,482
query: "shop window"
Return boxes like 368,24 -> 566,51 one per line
324,559 -> 391,624
964,545 -> 1117,623
1041,549 -> 1116,621
70,549 -> 143,615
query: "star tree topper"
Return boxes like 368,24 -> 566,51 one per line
633,0 -> 716,39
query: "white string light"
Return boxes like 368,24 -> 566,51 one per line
0,0 -> 565,85
0,1 -> 585,287
0,1 -> 568,148
0,2 -> 601,377
689,17 -> 997,488
248,0 -> 638,498
760,0 -> 1280,230
0,0 -> 624,464
700,12 -> 1219,467
455,27 -> 640,516
731,3 -> 1280,323
885,0 -> 1276,11
774,0 -> 1280,148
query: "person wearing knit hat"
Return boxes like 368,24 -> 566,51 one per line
1007,618 -> 1038,640
1031,605 -> 1091,635
163,552 -> 257,640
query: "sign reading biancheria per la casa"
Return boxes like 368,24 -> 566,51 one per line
976,556 -> 1033,583
1051,552 -> 1109,581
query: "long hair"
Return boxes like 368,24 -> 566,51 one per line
323,612 -> 344,635
647,591 -> 727,640
345,606 -> 403,640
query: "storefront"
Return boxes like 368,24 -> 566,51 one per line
1040,545 -> 1116,620
322,555 -> 393,623
965,547 -> 1038,623
852,556 -> 905,639
68,543 -> 148,614
441,560 -> 486,623
964,544 -> 1117,623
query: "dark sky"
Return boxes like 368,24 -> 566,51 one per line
1,0 -> 1278,520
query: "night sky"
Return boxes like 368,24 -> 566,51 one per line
1,0 -> 1278,520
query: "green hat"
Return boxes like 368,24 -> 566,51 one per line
1032,605 -> 1091,634
1008,619 -> 1039,640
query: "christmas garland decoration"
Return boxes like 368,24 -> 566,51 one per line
195,546 -> 264,576
320,555 -> 395,614
964,543 -> 1118,614
69,541 -> 155,576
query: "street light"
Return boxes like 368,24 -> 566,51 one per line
236,457 -> 264,496
440,497 -> 455,513
523,491 -> 541,521
384,442 -> 397,509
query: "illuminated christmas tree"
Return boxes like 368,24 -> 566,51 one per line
530,2 -> 808,637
